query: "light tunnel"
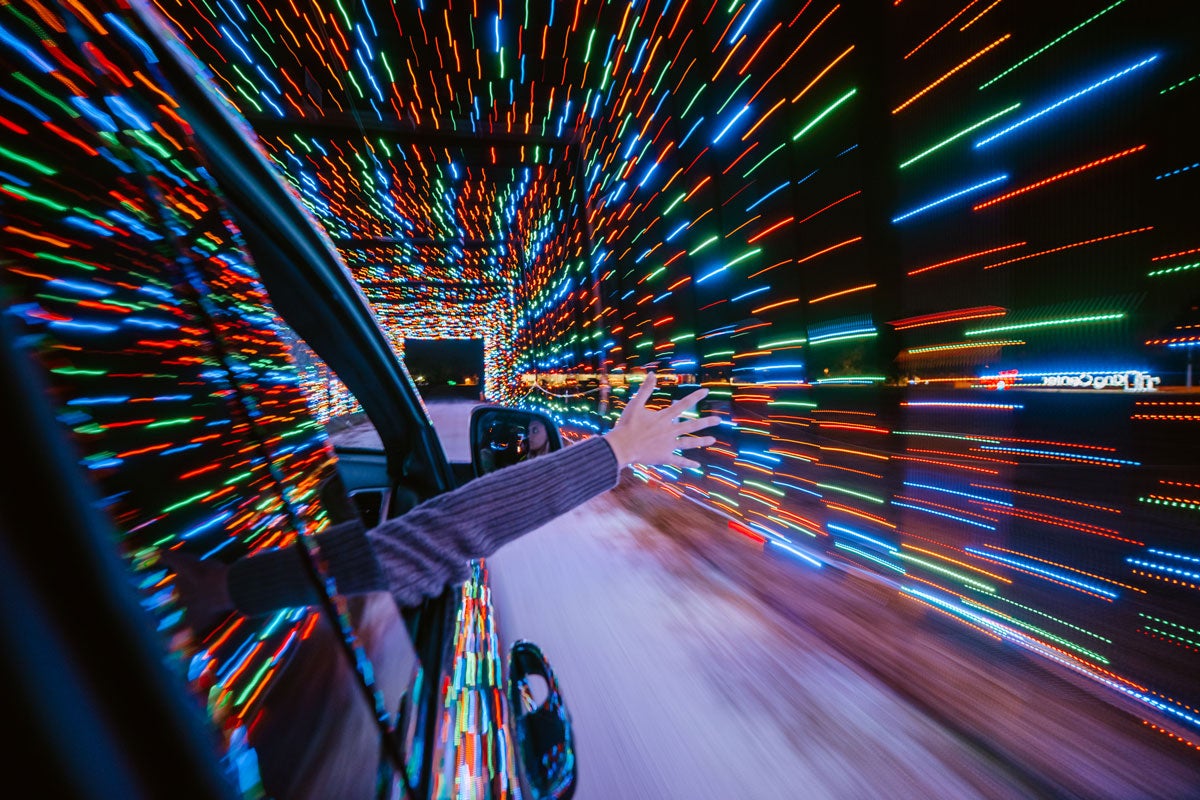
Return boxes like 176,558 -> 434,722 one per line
0,0 -> 1198,797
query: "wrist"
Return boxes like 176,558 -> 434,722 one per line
603,429 -> 632,468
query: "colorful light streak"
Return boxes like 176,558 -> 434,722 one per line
4,0 -> 1196,763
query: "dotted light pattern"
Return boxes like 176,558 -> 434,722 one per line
9,0 -> 1199,781
0,1 -> 402,790
151,0 -> 1200,748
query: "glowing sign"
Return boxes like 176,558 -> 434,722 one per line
1040,371 -> 1161,391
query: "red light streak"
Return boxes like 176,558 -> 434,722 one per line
973,145 -> 1146,210
889,305 -> 1008,329
907,243 -> 1026,276
751,297 -> 799,314
980,505 -> 1144,546
892,455 -> 999,475
970,484 -> 1122,513
904,1 -> 983,60
983,226 -> 1153,269
796,235 -> 862,266
792,44 -> 855,104
728,520 -> 766,545
1152,246 -> 1200,261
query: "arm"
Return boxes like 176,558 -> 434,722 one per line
225,373 -> 716,613
364,435 -> 618,605
227,436 -> 618,613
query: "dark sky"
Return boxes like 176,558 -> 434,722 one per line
403,339 -> 484,381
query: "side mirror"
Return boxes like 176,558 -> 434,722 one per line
508,640 -> 577,800
470,407 -> 563,477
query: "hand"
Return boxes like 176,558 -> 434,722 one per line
604,373 -> 721,469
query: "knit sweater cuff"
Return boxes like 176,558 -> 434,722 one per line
227,519 -> 386,616
365,435 -> 620,607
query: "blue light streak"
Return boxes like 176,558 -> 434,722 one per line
975,55 -> 1158,148
892,174 -> 1008,223
713,104 -> 751,144
903,481 -> 1012,507
770,539 -> 823,568
828,522 -> 897,552
966,548 -> 1119,598
892,500 -> 997,530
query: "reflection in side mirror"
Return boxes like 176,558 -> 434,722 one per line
470,407 -> 563,477
508,640 -> 576,800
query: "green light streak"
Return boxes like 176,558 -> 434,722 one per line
792,88 -> 856,142
964,312 -> 1125,337
689,235 -> 719,255
162,491 -> 211,514
1148,260 -> 1199,278
681,84 -> 707,119
744,479 -> 785,497
33,252 -> 97,271
895,431 -> 1000,444
709,491 -> 740,508
905,339 -> 1023,354
835,542 -> 906,573
979,0 -> 1128,90
52,367 -> 106,376
808,331 -> 876,346
743,142 -> 786,178
995,595 -> 1111,643
0,145 -> 56,176
897,552 -> 995,593
816,482 -> 885,504
965,599 -> 1110,663
1161,71 -> 1200,95
898,103 -> 1020,169
1,184 -> 68,211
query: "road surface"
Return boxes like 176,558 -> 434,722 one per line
420,400 -> 1200,800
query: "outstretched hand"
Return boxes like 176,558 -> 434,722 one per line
603,373 -> 721,469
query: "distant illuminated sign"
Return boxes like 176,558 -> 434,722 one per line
1039,371 -> 1161,391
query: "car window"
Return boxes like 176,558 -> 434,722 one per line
0,4 -> 409,796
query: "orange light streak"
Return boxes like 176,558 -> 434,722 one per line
796,235 -> 862,266
809,282 -> 876,304
792,44 -> 855,105
893,34 -> 1010,114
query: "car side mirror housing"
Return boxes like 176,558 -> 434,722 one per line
470,407 -> 563,478
508,640 -> 577,800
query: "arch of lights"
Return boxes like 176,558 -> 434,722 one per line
96,0 -> 1200,762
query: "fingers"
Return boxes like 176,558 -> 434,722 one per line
666,386 -> 708,417
676,435 -> 717,450
675,415 -> 720,435
628,372 -> 657,412
666,455 -> 702,470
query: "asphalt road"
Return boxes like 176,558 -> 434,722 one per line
420,400 -> 1200,800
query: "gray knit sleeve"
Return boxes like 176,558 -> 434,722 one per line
227,519 -> 385,616
227,435 -> 619,613
368,435 -> 619,606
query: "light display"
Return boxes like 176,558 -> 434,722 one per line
0,2 -> 397,790
3,0 -> 1199,789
